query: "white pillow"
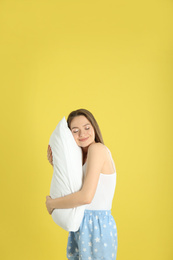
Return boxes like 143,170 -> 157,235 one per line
49,116 -> 86,232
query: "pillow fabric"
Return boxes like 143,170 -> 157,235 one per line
49,116 -> 86,231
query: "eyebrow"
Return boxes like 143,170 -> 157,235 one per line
71,123 -> 90,130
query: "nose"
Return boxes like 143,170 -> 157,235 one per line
79,129 -> 85,137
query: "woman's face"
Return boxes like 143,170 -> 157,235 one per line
70,115 -> 95,148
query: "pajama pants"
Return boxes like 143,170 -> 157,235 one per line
66,210 -> 118,260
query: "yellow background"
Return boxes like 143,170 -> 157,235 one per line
0,0 -> 172,259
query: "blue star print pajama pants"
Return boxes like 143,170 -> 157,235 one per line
67,210 -> 118,260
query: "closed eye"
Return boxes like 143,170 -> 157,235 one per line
72,127 -> 90,134
72,130 -> 78,133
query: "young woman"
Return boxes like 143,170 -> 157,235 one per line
46,109 -> 118,260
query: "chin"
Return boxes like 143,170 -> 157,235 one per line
80,141 -> 95,148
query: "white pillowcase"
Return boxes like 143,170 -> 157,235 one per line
49,116 -> 86,231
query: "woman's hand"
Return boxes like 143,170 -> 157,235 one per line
47,145 -> 53,166
45,196 -> 54,215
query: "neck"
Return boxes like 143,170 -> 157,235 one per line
81,141 -> 95,156
81,140 -> 96,162
82,147 -> 88,160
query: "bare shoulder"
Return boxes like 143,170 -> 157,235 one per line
88,142 -> 105,151
88,142 -> 107,157
87,143 -> 106,169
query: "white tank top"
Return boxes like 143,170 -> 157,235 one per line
82,146 -> 117,210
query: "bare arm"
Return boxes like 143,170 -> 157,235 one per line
46,143 -> 105,214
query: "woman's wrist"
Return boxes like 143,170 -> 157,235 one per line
51,198 -> 56,211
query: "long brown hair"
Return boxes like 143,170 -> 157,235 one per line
67,108 -> 104,144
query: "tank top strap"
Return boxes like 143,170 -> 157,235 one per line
105,146 -> 116,172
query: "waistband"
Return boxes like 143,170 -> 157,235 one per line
84,209 -> 112,216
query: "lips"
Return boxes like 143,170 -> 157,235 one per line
79,137 -> 89,142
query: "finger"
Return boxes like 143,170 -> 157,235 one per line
48,155 -> 52,161
48,150 -> 52,157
